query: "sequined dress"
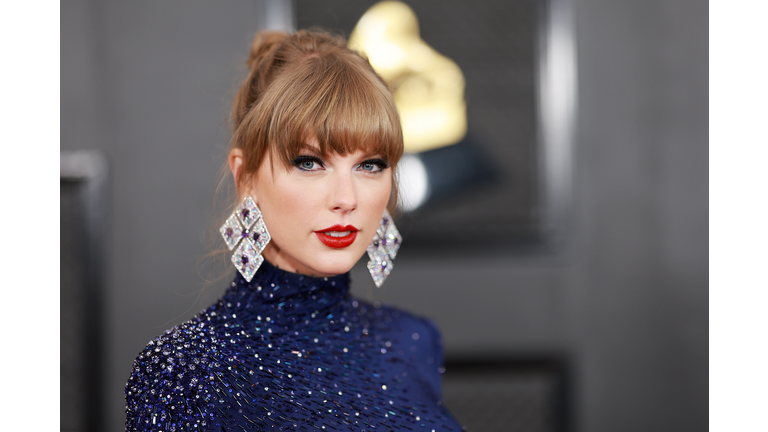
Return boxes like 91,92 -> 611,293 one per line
125,260 -> 463,431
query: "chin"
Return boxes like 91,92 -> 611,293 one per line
265,237 -> 370,278
307,250 -> 363,277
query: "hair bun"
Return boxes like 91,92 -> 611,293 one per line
232,31 -> 290,128
247,31 -> 289,71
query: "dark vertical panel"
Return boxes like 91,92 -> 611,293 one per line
61,181 -> 89,432
61,171 -> 107,432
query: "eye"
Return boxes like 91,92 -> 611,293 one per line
357,159 -> 390,173
292,156 -> 324,172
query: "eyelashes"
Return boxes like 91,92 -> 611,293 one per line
358,159 -> 390,173
292,155 -> 324,171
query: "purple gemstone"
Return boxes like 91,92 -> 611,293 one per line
241,255 -> 249,265
252,232 -> 260,242
225,227 -> 233,238
241,209 -> 250,219
241,230 -> 249,239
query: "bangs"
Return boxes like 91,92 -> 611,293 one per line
263,54 -> 403,168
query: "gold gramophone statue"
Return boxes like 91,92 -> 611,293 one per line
349,1 -> 467,153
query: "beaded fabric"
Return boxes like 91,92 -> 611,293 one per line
125,260 -> 463,431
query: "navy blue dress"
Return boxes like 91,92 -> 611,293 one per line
125,260 -> 463,431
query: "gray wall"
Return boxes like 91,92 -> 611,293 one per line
61,1 -> 707,431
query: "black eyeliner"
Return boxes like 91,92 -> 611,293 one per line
363,158 -> 390,169
292,155 -> 324,171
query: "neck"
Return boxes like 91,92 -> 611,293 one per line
261,244 -> 339,278
229,258 -> 351,304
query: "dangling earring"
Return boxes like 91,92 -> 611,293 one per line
220,196 -> 271,282
367,209 -> 402,287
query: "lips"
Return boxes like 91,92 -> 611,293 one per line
315,225 -> 359,248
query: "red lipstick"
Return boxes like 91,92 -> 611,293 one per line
315,225 -> 359,248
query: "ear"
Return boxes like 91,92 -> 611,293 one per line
228,148 -> 249,197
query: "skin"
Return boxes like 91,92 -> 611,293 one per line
228,141 -> 392,277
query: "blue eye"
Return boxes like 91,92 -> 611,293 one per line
358,159 -> 389,173
293,156 -> 324,172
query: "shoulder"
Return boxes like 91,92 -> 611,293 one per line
125,315 -> 224,431
356,300 -> 446,395
367,302 -> 444,351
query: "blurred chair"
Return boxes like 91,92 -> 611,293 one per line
61,151 -> 108,432
443,357 -> 570,432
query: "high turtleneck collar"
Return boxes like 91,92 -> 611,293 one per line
228,259 -> 350,304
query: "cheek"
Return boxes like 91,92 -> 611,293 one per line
360,178 -> 392,227
275,187 -> 318,222
258,175 -> 322,232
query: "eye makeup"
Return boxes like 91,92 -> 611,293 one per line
357,158 -> 390,173
292,155 -> 324,172
291,155 -> 390,173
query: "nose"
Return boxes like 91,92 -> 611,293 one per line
330,171 -> 358,213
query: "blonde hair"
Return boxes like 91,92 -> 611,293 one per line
230,29 -> 403,205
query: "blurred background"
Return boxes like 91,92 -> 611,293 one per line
61,0 -> 706,431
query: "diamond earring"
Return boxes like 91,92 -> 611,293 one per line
366,209 -> 402,287
220,196 -> 271,282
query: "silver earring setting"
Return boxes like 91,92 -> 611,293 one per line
367,210 -> 402,287
220,196 -> 271,282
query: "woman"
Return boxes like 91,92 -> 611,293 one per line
125,30 -> 463,431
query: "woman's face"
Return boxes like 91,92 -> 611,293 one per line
246,141 -> 392,277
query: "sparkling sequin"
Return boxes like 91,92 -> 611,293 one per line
126,260 -> 462,431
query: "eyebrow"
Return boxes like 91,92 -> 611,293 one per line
294,143 -> 322,155
361,151 -> 385,159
